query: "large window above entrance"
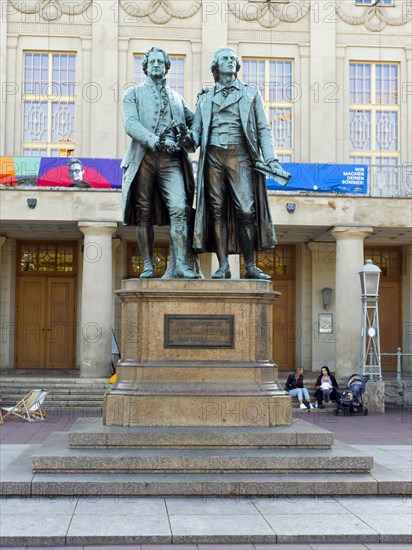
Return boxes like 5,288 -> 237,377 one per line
364,247 -> 402,279
18,242 -> 76,274
240,245 -> 296,279
127,242 -> 169,278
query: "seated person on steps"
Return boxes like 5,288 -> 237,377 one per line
285,367 -> 314,410
315,365 -> 341,409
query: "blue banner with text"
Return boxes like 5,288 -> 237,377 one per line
267,163 -> 368,194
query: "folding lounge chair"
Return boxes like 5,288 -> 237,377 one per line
1,389 -> 48,422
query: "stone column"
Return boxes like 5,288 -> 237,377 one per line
79,222 -> 117,378
309,0 -> 337,162
299,45 -> 310,162
330,227 -> 373,379
0,3 -> 7,155
89,1 -> 119,157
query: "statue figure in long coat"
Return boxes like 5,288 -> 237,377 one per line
190,47 -> 289,279
121,46 -> 199,279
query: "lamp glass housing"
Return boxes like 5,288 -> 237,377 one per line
359,259 -> 381,297
321,287 -> 333,310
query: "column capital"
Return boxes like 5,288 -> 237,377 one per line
78,222 -> 117,236
330,226 -> 373,241
0,236 -> 6,249
112,238 -> 121,251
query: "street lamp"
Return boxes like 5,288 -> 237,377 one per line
359,259 -> 382,380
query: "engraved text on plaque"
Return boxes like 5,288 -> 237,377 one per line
164,315 -> 234,348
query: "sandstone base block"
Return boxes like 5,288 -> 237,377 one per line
103,393 -> 291,427
103,279 -> 291,427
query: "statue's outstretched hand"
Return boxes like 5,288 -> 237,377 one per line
152,137 -> 161,152
183,131 -> 196,150
164,138 -> 179,154
154,137 -> 179,154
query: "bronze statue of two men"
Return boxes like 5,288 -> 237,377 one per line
121,46 -> 290,280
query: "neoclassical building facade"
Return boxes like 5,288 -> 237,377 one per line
0,0 -> 411,379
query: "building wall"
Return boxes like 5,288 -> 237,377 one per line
1,1 -> 411,163
0,0 -> 411,377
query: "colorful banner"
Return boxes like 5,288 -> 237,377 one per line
0,157 -> 122,188
37,158 -> 121,188
1,158 -> 368,194
0,157 -> 41,186
267,163 -> 368,194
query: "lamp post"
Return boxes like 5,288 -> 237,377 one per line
359,259 -> 382,380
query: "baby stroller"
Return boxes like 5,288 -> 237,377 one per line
334,374 -> 368,416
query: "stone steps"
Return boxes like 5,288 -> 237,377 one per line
1,409 -> 409,499
2,442 -> 403,499
0,377 -> 110,409
67,418 -> 334,448
31,431 -> 373,474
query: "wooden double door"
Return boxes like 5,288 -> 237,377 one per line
378,281 -> 402,372
16,276 -> 76,369
255,247 -> 296,372
271,279 -> 295,372
365,247 -> 402,372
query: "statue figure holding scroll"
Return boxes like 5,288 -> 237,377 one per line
189,47 -> 290,279
121,46 -> 199,279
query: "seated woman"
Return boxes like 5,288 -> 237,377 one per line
315,365 -> 341,409
285,367 -> 314,410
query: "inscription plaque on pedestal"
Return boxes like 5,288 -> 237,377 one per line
164,314 -> 234,348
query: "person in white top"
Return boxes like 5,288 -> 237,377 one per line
315,366 -> 341,409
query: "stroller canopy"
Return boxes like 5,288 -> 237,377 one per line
347,374 -> 367,400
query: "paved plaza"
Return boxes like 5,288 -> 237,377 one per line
0,406 -> 411,548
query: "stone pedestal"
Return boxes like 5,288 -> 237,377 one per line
103,279 -> 291,427
363,381 -> 385,414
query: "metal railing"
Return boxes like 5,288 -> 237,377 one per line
368,164 -> 412,198
380,347 -> 412,381
1,162 -> 411,198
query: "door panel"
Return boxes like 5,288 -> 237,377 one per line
17,278 -> 45,368
46,278 -> 75,369
379,282 -> 401,371
272,280 -> 295,372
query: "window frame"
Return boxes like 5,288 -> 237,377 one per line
240,245 -> 296,279
126,241 -> 170,279
364,247 -> 402,280
355,0 -> 394,6
241,57 -> 294,162
22,51 -> 77,157
17,241 -> 78,276
349,61 -> 400,166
